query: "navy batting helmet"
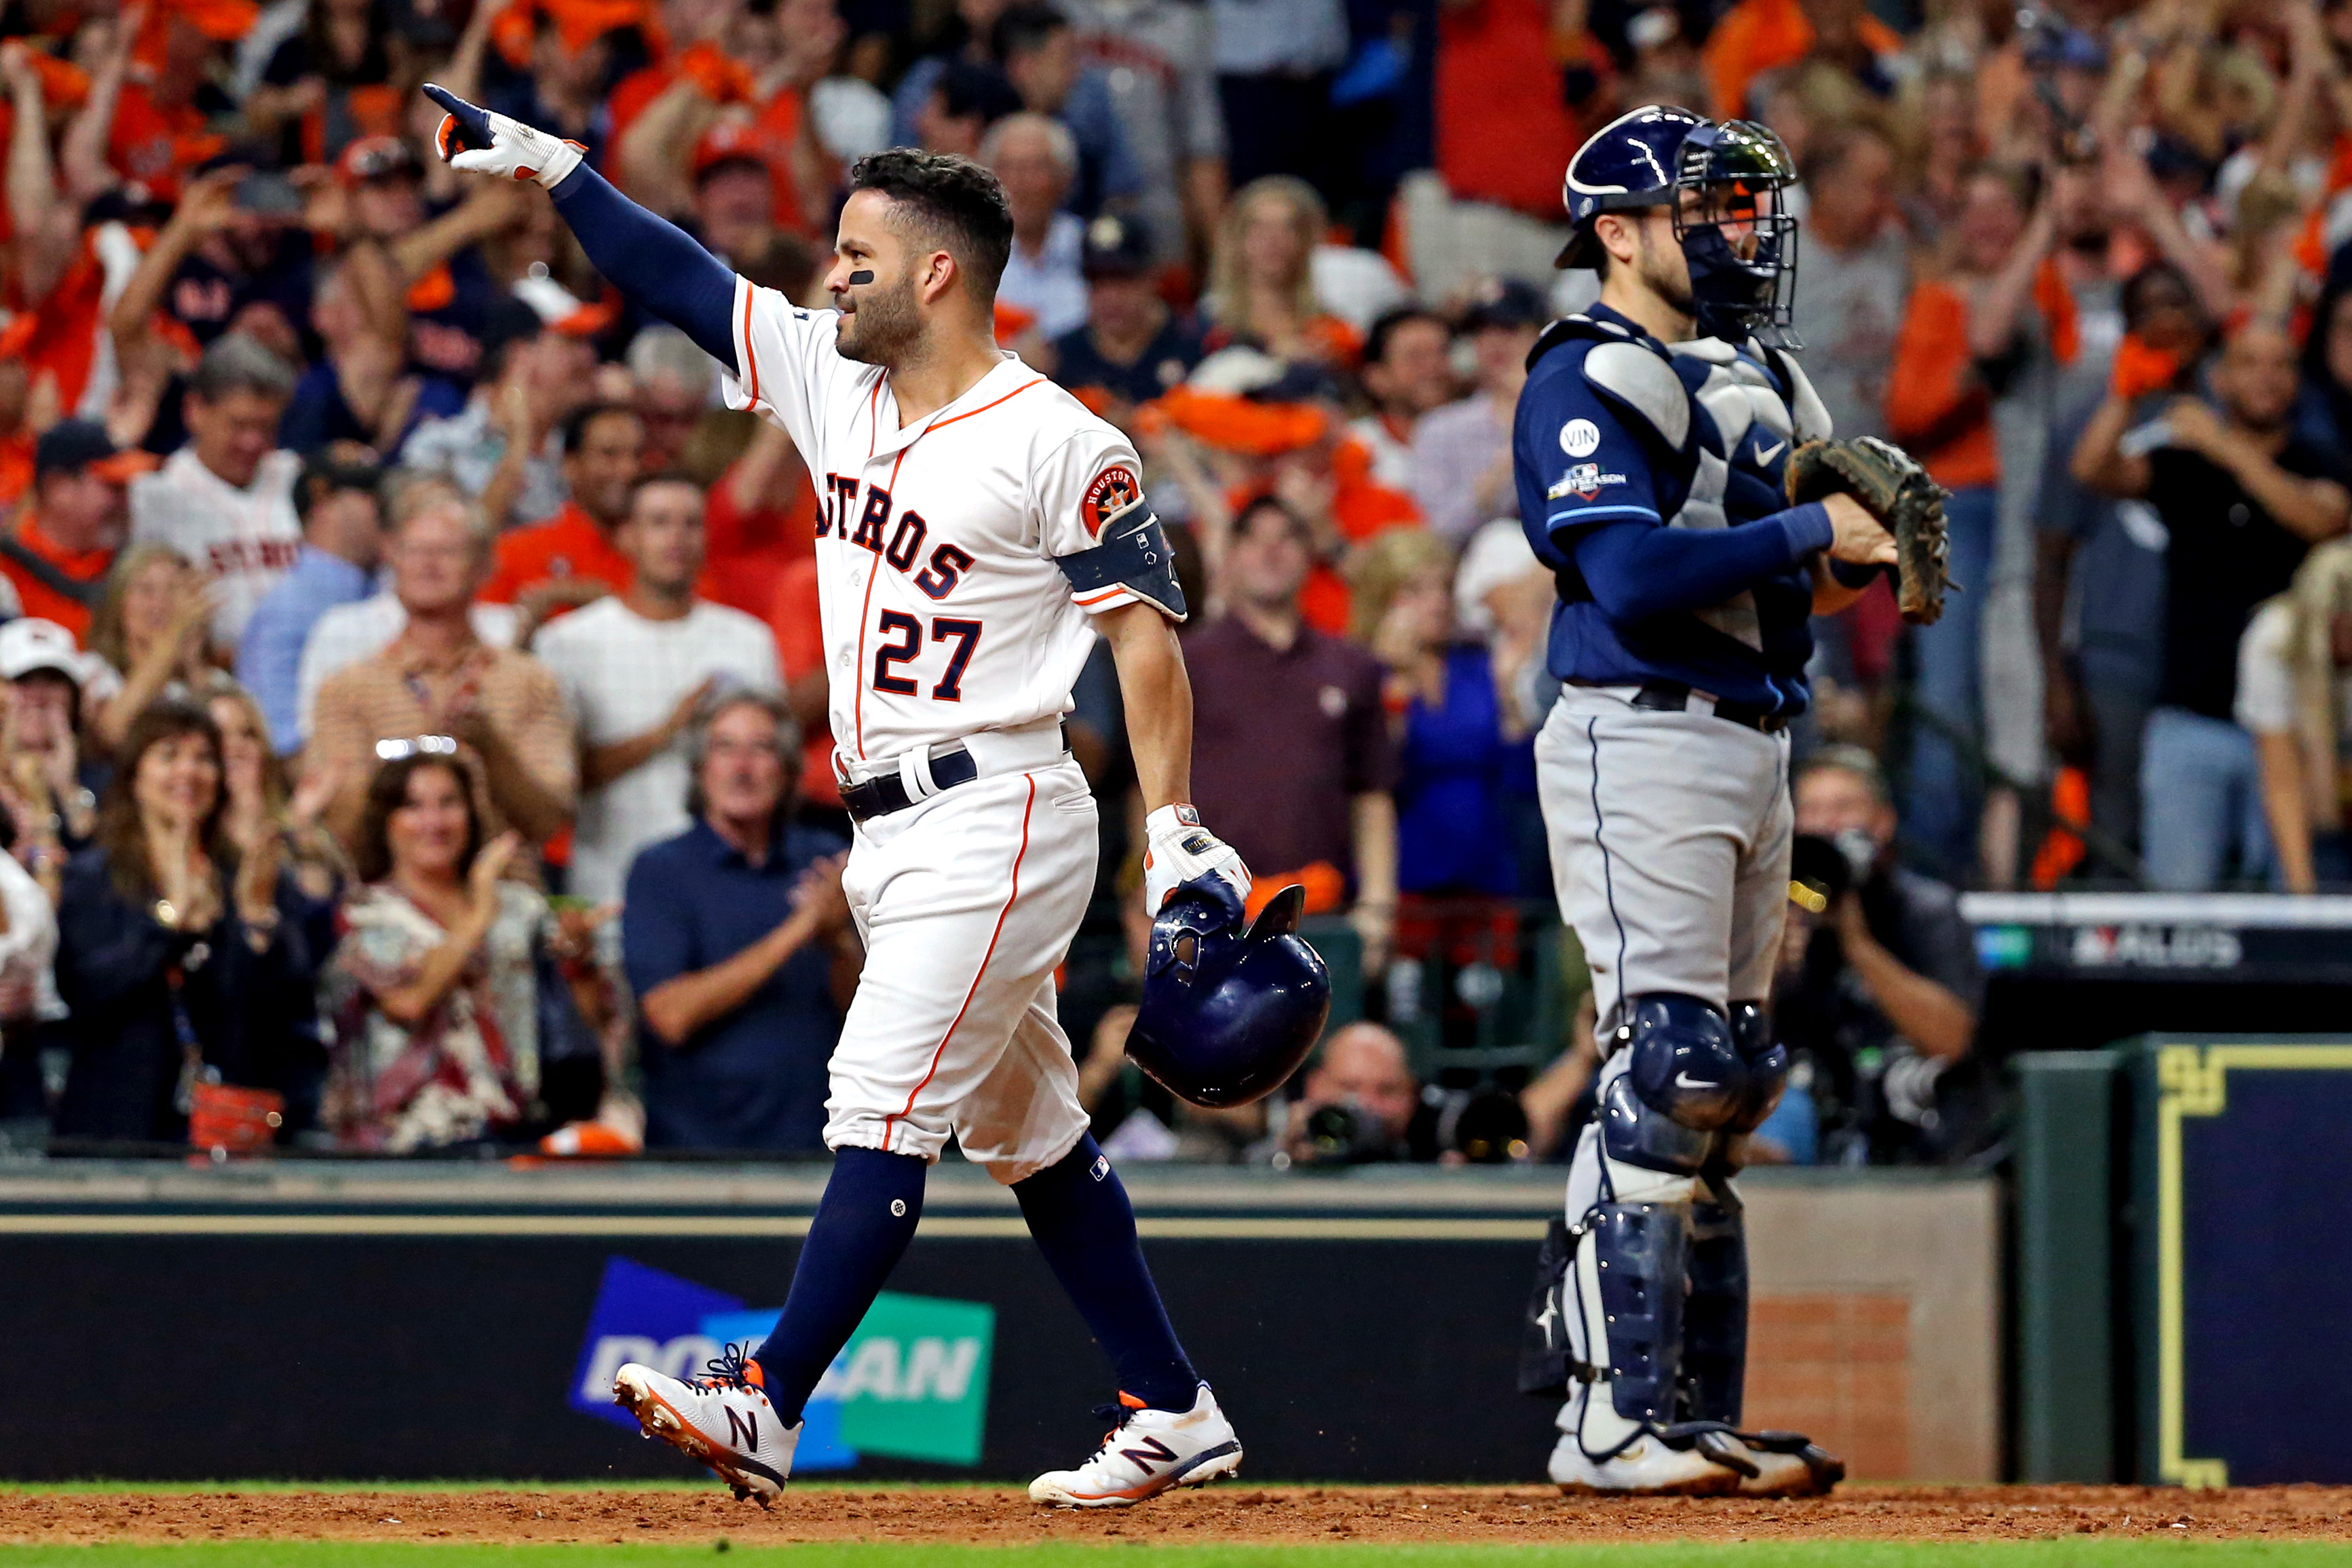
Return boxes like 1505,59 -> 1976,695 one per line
1555,104 -> 1705,269
1128,883 -> 1333,1109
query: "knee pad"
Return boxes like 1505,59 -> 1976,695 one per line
1722,999 -> 1789,1136
1600,1072 -> 1715,1175
1589,1200 -> 1689,1425
1616,993 -> 1750,1132
1681,1184 -> 1747,1425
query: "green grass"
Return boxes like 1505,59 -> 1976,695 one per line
3,1544 -> 2350,1567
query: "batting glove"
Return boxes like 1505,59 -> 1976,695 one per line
422,83 -> 586,191
1143,805 -> 1251,921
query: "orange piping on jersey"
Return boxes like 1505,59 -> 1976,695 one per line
847,377 -> 1043,758
852,441 -> 917,759
740,284 -> 760,406
923,376 -> 1045,434
881,773 -> 1036,1153
1071,585 -> 1131,607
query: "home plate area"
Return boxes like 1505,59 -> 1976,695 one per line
5,1485 -> 2351,1546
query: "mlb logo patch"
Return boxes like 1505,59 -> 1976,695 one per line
1548,463 -> 1628,501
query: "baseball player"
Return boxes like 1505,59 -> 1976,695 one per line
419,88 -> 1249,1508
1512,107 -> 1896,1496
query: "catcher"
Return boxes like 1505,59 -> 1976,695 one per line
1509,107 -> 1943,1497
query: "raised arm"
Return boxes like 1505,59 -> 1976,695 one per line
422,85 -> 741,373
2,45 -> 77,306
2069,391 -> 2152,497
552,168 -> 741,372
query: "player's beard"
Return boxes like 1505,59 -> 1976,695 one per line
1633,225 -> 1697,324
835,271 -> 924,366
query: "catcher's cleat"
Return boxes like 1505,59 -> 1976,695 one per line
1028,1385 -> 1243,1507
613,1343 -> 797,1506
1547,1428 -> 1742,1496
1713,1430 -> 1844,1497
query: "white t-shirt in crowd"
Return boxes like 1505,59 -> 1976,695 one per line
129,447 -> 304,647
1347,413 -> 1416,493
532,596 -> 782,904
2235,598 -> 2352,743
294,594 -> 521,748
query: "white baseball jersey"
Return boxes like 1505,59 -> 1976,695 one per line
719,278 -> 1170,767
717,274 -> 1171,1181
130,448 -> 304,647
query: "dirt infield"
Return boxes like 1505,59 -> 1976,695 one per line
5,1485 -> 2351,1546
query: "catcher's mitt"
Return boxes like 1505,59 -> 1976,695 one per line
1784,436 -> 1953,625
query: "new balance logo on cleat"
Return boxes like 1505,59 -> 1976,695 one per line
1118,1436 -> 1177,1468
613,1344 -> 799,1506
1029,1386 -> 1243,1508
725,1407 -> 760,1452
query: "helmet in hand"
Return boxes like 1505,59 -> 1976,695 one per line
1128,883 -> 1333,1109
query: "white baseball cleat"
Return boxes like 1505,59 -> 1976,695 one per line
613,1343 -> 798,1506
1547,1430 -> 1742,1496
1718,1432 -> 1845,1497
1028,1385 -> 1244,1507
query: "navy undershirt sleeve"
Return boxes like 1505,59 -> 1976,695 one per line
549,165 -> 740,376
1570,503 -> 1832,624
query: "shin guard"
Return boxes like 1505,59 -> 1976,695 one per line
1589,1200 -> 1690,1425
1680,1180 -> 1747,1425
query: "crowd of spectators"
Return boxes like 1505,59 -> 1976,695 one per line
4,0 -> 2350,1167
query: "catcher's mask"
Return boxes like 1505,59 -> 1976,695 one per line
1671,119 -> 1801,347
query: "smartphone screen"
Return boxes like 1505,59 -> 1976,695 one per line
235,172 -> 307,218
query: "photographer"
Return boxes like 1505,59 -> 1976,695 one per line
1280,1022 -> 1422,1166
1772,748 -> 1984,1165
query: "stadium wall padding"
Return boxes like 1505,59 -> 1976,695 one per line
0,1164 -> 1997,1483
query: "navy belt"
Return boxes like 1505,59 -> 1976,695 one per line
839,724 -> 1070,824
1629,682 -> 1788,734
839,747 -> 981,824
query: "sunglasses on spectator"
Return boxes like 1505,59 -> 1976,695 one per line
375,735 -> 460,761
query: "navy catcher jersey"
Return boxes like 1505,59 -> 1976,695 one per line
1512,303 -> 1832,716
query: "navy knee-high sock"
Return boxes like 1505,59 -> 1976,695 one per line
1013,1134 -> 1199,1411
753,1147 -> 928,1424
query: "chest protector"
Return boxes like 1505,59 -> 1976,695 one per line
1530,313 -> 1832,651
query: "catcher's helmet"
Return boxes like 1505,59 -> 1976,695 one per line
1128,883 -> 1333,1109
1555,104 -> 1706,269
1556,104 -> 1801,345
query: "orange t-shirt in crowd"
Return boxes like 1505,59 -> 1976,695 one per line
1702,0 -> 1901,121
700,456 -> 816,618
107,83 -> 221,199
477,503 -> 633,607
0,513 -> 115,640
0,433 -> 31,511
1883,280 -> 1998,492
1435,0 -> 1591,218
764,556 -> 841,809
6,239 -> 109,422
607,50 -> 811,233
607,44 -> 749,161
